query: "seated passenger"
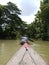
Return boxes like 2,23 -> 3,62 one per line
21,35 -> 28,45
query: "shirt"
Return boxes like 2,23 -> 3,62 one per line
21,36 -> 28,43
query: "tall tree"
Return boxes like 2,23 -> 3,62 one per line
0,2 -> 27,39
40,0 -> 49,40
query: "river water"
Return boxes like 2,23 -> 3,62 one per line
32,40 -> 49,63
0,40 -> 49,65
0,40 -> 20,65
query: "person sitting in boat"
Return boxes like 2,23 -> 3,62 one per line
21,35 -> 28,45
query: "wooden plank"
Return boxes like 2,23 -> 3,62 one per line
19,50 -> 36,65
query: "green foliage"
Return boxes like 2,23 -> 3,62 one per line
0,4 -> 4,17
0,2 -> 27,39
40,4 -> 49,22
28,20 -> 43,39
28,0 -> 49,40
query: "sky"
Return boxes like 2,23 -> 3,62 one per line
0,0 -> 40,24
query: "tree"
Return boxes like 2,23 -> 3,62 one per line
40,0 -> 49,40
0,2 -> 27,39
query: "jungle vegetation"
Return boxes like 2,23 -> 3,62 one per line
0,0 -> 49,40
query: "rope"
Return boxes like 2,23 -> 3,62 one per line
19,47 -> 37,65
19,49 -> 26,65
27,49 -> 37,65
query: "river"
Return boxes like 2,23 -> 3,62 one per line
0,40 -> 49,65
0,40 -> 21,65
32,40 -> 49,63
